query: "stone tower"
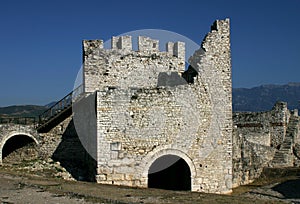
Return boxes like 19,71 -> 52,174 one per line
77,18 -> 232,194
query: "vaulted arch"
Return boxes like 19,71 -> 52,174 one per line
148,154 -> 191,190
142,148 -> 196,191
0,132 -> 38,164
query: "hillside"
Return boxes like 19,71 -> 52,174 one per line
233,82 -> 300,112
0,105 -> 47,118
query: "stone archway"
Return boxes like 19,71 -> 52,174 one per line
142,148 -> 196,191
148,154 -> 191,190
0,132 -> 39,164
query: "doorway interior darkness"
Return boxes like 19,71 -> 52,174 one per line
148,154 -> 191,191
2,134 -> 35,159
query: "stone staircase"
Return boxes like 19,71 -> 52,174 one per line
37,85 -> 84,133
271,115 -> 299,167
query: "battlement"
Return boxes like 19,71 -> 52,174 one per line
137,36 -> 159,52
84,35 -> 185,59
111,36 -> 132,50
83,35 -> 186,92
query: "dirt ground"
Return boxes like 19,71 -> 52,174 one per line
1,164 -> 300,204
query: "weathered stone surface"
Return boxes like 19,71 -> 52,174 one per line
80,18 -> 232,194
232,102 -> 300,187
0,124 -> 39,165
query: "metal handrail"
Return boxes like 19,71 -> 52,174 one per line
38,84 -> 83,124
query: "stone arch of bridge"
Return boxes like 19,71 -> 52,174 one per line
141,148 -> 196,191
0,132 -> 39,164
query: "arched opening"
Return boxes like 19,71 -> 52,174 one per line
148,154 -> 191,191
2,134 -> 38,163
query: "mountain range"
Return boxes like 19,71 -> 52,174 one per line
233,82 -> 300,112
1,83 -> 300,118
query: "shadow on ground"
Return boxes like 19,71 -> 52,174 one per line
272,177 -> 300,199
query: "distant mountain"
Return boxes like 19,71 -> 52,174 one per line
233,82 -> 300,112
0,105 -> 47,118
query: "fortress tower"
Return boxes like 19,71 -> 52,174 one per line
76,19 -> 232,194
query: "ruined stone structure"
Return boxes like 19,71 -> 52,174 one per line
77,18 -> 232,194
2,18 -> 300,195
233,102 -> 300,187
0,124 -> 39,164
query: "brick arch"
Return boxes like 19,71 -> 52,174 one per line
0,131 -> 39,164
141,148 -> 196,190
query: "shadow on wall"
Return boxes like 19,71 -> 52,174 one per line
157,65 -> 199,87
182,65 -> 198,84
157,72 -> 187,87
52,119 -> 96,181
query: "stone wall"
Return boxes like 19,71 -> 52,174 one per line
232,102 -> 290,187
38,116 -> 72,159
0,124 -> 39,164
83,36 -> 185,92
233,102 -> 290,148
39,114 -> 96,181
81,18 -> 233,194
232,128 -> 275,187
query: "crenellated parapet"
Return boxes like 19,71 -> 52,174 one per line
84,35 -> 185,55
138,36 -> 159,52
83,36 -> 185,92
111,36 -> 132,50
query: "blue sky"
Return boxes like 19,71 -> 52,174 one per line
0,0 -> 299,107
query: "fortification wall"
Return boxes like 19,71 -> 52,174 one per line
38,114 -> 96,181
232,128 -> 275,187
232,102 -> 290,187
81,19 -> 233,194
0,124 -> 39,164
233,102 -> 289,148
83,36 -> 185,92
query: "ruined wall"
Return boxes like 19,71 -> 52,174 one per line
0,124 -> 39,164
233,102 -> 290,148
232,102 -> 290,187
82,18 -> 232,194
38,116 -> 72,159
232,128 -> 275,187
38,114 -> 96,181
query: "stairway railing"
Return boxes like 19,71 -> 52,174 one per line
38,84 -> 83,125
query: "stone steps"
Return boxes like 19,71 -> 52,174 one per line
270,115 -> 299,167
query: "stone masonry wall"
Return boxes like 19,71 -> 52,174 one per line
83,36 -> 185,92
232,102 -> 290,187
0,124 -> 39,164
233,102 -> 290,148
232,127 -> 275,187
82,18 -> 233,194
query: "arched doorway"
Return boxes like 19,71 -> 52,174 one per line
1,134 -> 38,162
148,154 -> 191,190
